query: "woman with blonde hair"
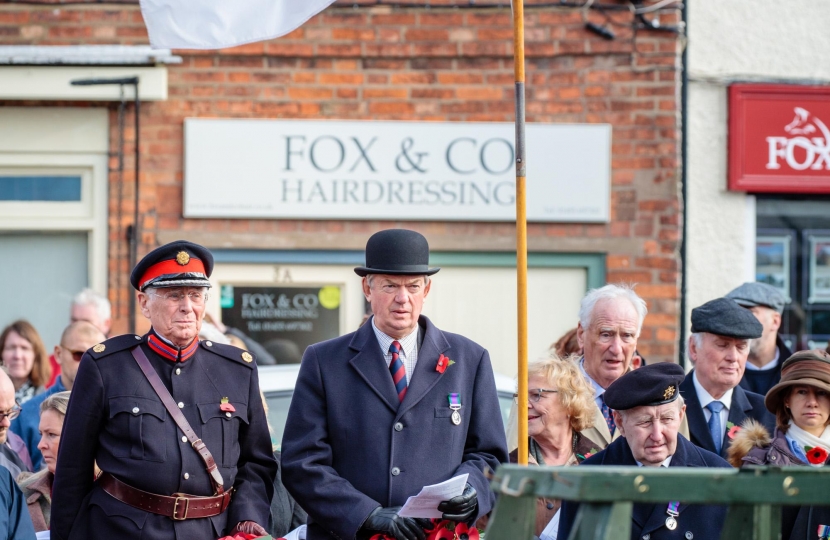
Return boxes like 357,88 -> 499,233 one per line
0,320 -> 49,405
510,355 -> 601,537
18,391 -> 70,531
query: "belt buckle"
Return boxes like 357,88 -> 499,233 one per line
173,496 -> 190,520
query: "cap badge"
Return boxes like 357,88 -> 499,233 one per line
663,385 -> 676,400
241,352 -> 253,363
93,343 -> 106,353
176,251 -> 190,266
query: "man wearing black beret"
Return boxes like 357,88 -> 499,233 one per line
52,240 -> 277,540
680,297 -> 776,459
558,362 -> 731,540
281,229 -> 508,540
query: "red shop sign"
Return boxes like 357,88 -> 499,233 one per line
729,84 -> 830,193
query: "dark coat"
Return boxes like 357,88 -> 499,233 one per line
51,332 -> 277,540
739,335 -> 791,396
0,465 -> 37,540
281,316 -> 508,540
679,370 -> 775,459
558,435 -> 730,540
269,451 -> 307,538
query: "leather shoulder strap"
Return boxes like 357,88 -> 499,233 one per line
130,346 -> 225,495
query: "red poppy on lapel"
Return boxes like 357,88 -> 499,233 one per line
436,354 -> 455,374
806,446 -> 829,465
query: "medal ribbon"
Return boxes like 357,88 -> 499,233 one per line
666,501 -> 679,517
818,524 -> 830,539
448,393 -> 462,409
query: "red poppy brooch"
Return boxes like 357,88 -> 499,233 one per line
726,422 -> 741,440
436,354 -> 455,374
805,445 -> 829,465
220,397 -> 236,413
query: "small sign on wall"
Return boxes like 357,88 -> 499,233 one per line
729,84 -> 830,193
184,118 -> 611,223
220,284 -> 341,363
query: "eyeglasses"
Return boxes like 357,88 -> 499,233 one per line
513,388 -> 558,403
149,290 -> 209,305
0,401 -> 21,422
61,347 -> 86,362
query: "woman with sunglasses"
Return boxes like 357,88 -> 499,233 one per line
0,320 -> 49,406
502,355 -> 601,539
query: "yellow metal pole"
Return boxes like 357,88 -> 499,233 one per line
512,0 -> 528,466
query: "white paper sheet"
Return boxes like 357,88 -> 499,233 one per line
283,524 -> 306,540
539,509 -> 559,540
397,474 -> 469,518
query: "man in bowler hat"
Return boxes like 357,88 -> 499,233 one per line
680,297 -> 776,460
52,240 -> 277,540
281,229 -> 509,540
558,362 -> 731,540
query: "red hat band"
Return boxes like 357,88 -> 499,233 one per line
139,257 -> 206,290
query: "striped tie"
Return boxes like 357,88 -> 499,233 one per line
600,394 -> 616,435
389,340 -> 407,402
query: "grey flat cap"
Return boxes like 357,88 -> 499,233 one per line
726,282 -> 787,313
691,297 -> 763,339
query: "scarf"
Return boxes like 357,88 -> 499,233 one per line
786,420 -> 830,467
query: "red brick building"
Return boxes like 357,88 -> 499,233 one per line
0,0 -> 681,374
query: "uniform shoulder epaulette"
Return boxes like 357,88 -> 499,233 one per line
87,333 -> 144,360
200,340 -> 256,368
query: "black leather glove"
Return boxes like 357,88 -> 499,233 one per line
437,483 -> 478,523
231,521 -> 269,536
360,506 -> 426,540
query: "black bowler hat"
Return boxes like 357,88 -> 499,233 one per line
130,240 -> 214,291
354,229 -> 440,277
690,297 -> 763,339
604,362 -> 686,411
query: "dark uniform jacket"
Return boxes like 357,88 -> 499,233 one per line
679,370 -> 775,459
281,315 -> 508,540
558,435 -> 730,540
51,331 -> 277,540
739,335 -> 791,396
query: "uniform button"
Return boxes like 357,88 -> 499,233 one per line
685,533 -> 693,540
132,407 -> 140,414
183,473 -> 189,480
391,467 -> 400,476
206,341 -> 213,347
135,335 -> 141,340
642,535 -> 650,540
394,422 -> 403,432
225,412 -> 232,418
182,436 -> 188,443
175,368 -> 181,375
178,402 -> 184,409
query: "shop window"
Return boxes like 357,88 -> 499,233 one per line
0,175 -> 82,201
757,197 -> 830,350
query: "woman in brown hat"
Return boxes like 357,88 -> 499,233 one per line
729,349 -> 830,539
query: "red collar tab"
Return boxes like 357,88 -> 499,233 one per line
147,331 -> 199,363
139,256 -> 206,291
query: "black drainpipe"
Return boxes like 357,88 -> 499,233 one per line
678,1 -> 689,368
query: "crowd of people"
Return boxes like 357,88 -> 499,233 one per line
0,230 -> 826,540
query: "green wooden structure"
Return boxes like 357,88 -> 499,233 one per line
484,464 -> 830,540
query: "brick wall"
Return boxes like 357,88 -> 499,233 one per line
0,2 -> 682,361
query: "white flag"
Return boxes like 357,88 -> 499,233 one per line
139,0 -> 336,50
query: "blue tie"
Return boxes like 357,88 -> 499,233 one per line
600,394 -> 616,435
707,401 -> 725,453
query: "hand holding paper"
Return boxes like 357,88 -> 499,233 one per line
397,474 -> 470,519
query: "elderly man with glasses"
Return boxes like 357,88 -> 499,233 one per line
52,241 -> 277,540
12,320 -> 104,470
0,369 -> 27,479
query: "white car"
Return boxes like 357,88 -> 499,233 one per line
259,364 -> 516,452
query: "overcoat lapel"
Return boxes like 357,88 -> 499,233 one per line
679,372 -> 716,453
396,317 -> 450,419
591,405 -> 612,446
724,386 -> 753,457
348,320 -> 399,414
637,438 -> 692,535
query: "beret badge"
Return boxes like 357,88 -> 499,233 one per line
176,251 -> 190,265
663,385 -> 675,400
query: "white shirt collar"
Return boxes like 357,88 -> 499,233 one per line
371,317 -> 419,359
635,455 -> 673,467
693,371 -> 733,410
579,358 -> 605,398
745,348 -> 780,371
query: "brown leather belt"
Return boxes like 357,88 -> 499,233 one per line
99,473 -> 232,520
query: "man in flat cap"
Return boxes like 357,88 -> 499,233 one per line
680,297 -> 776,459
558,362 -> 731,540
52,240 -> 277,540
726,282 -> 792,395
282,229 -> 508,540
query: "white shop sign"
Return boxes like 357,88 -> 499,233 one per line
184,118 -> 610,222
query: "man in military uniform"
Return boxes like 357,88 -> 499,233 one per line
52,240 -> 277,540
281,229 -> 508,540
558,363 -> 731,540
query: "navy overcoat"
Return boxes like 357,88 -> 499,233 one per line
558,435 -> 730,540
51,332 -> 277,540
281,315 -> 508,540
680,370 -> 775,459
